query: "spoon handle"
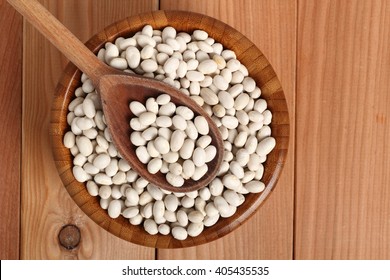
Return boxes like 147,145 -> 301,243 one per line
7,0 -> 109,82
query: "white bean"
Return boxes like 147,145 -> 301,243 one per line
125,188 -> 139,206
73,166 -> 90,182
83,163 -> 99,175
194,116 -> 209,135
169,162 -> 182,176
163,57 -> 180,74
213,75 -> 229,90
263,110 -> 272,125
105,158 -> 118,177
154,136 -> 170,155
222,174 -> 241,191
147,158 -> 162,174
221,115 -> 239,129
140,45 -> 154,59
86,181 -> 99,196
228,84 -> 243,99
182,160 -> 196,178
122,207 -> 139,219
157,43 -> 174,55
108,200 -> 122,218
197,59 -> 218,75
155,116 -> 172,128
186,70 -> 204,82
179,139 -> 195,159
218,91 -> 234,109
156,94 -> 170,105
164,210 -> 177,223
256,136 -> 276,156
213,54 -> 226,69
144,219 -> 158,235
200,88 -> 219,105
203,214 -> 220,227
213,196 -> 229,213
141,127 -> 158,141
185,121 -> 198,140
205,202 -> 219,217
193,30 -> 208,40
137,35 -> 156,48
171,226 -> 187,240
164,194 -> 179,212
153,200 -> 165,219
191,165 -> 208,180
243,77 -> 256,92
76,136 -> 93,157
63,131 -> 75,148
158,224 -> 170,235
146,184 -> 163,201
166,172 -> 184,187
257,125 -> 271,141
136,146 -> 151,164
140,59 -> 158,72
172,115 -> 187,130
254,99 -> 267,113
223,190 -> 243,207
193,147 -> 206,167
209,178 -> 224,196
245,135 -> 258,154
245,180 -> 265,193
176,210 -> 189,227
93,153 -> 110,169
94,173 -> 112,185
236,149 -> 250,166
248,153 -> 261,172
229,161 -> 244,179
158,127 -> 172,140
109,57 -> 127,70
220,204 -> 237,218
125,46 -> 141,69
129,214 -> 143,225
234,93 -> 250,110
187,222 -> 204,237
119,38 -> 136,50
176,106 -> 194,120
204,145 -> 217,163
242,171 -> 256,183
162,151 -> 179,163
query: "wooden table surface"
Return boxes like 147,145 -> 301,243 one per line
1,0 -> 389,260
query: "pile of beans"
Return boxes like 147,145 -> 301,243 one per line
129,94 -> 217,187
64,25 -> 276,240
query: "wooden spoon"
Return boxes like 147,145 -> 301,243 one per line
8,0 -> 223,192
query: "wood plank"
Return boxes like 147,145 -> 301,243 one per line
159,0 -> 296,259
295,0 -> 390,259
0,0 -> 22,260
21,0 -> 157,259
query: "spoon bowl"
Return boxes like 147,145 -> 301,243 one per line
98,73 -> 223,192
8,0 -> 223,192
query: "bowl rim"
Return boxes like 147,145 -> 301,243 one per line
50,10 -> 289,249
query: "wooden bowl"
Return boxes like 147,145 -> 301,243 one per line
50,10 -> 289,248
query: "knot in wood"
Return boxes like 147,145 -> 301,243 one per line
58,224 -> 81,250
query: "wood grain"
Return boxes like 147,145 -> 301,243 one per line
295,0 -> 390,259
0,0 -> 22,260
158,0 -> 296,259
21,0 -> 157,259
5,0 -> 390,260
